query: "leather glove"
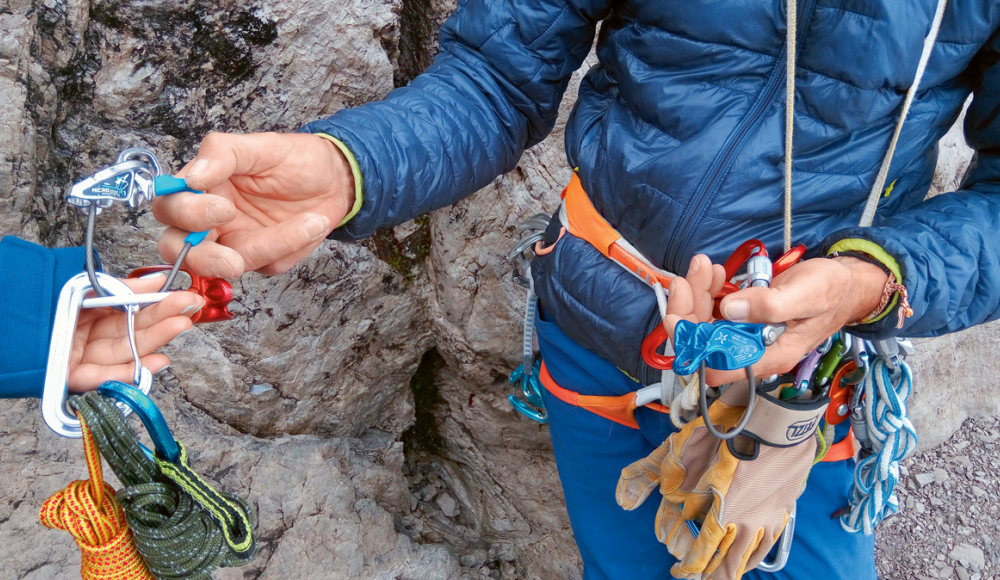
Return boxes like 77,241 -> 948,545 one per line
616,399 -> 746,522
618,384 -> 827,580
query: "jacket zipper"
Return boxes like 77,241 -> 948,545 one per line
664,0 -> 818,270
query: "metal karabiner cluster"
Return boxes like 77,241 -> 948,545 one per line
41,149 -> 255,579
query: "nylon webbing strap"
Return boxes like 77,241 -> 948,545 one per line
70,393 -> 256,579
156,442 -> 255,559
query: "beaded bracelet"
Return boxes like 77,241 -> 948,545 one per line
829,251 -> 913,329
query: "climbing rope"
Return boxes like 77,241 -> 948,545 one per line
839,358 -> 917,535
40,410 -> 153,580
70,392 -> 255,579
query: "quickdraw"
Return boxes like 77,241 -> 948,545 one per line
505,214 -> 551,423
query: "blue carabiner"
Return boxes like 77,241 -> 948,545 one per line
508,359 -> 547,423
97,380 -> 180,462
153,175 -> 210,246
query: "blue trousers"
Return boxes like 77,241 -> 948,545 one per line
535,310 -> 877,580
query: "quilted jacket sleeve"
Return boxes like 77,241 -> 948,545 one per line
301,0 -> 610,241
0,237 -> 89,398
820,26 -> 1000,338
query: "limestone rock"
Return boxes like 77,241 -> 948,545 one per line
951,543 -> 986,572
0,0 -> 991,578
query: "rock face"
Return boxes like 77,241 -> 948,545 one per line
0,0 -> 991,578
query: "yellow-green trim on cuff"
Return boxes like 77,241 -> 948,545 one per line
827,238 -> 902,324
315,133 -> 363,227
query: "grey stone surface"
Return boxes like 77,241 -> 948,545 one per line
0,0 -> 993,579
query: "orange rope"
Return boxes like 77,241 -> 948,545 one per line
40,411 -> 153,580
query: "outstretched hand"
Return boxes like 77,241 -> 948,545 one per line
69,274 -> 205,391
153,132 -> 356,277
661,255 -> 888,385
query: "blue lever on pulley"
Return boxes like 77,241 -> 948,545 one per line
153,175 -> 210,246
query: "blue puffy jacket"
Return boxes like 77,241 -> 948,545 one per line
304,0 -> 1000,380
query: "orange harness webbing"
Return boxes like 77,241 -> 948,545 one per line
40,411 -> 153,580
562,173 -> 674,288
539,362 -> 669,429
540,357 -> 854,462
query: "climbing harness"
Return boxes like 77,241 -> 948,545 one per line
39,148 -> 254,578
504,0 -> 944,569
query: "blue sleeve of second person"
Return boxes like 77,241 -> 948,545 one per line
0,236 -> 88,398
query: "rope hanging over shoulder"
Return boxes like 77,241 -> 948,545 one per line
839,359 -> 917,535
70,393 -> 256,579
40,410 -> 154,580
858,0 -> 948,228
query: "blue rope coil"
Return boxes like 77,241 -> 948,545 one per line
840,358 -> 917,535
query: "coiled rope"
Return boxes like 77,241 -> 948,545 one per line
70,393 -> 255,579
839,358 -> 917,535
40,410 -> 153,580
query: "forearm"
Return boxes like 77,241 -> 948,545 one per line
819,186 -> 1000,337
301,0 -> 610,240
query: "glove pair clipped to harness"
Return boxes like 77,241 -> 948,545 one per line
617,375 -> 828,580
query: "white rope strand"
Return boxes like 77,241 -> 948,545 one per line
858,0 -> 948,228
783,0 -> 797,252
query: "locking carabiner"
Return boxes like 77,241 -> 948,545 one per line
43,273 -> 167,437
641,241 -> 804,371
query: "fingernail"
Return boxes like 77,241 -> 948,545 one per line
154,365 -> 171,374
139,272 -> 167,280
302,214 -> 331,241
723,299 -> 749,321
206,203 -> 236,225
175,330 -> 190,340
210,257 -> 236,278
690,256 -> 701,273
187,157 -> 210,178
180,303 -> 205,315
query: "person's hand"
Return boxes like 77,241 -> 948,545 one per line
68,274 -> 205,391
711,256 -> 886,384
152,132 -> 356,277
661,254 -> 728,327
659,255 -> 887,385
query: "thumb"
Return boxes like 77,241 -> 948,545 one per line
719,286 -> 808,324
